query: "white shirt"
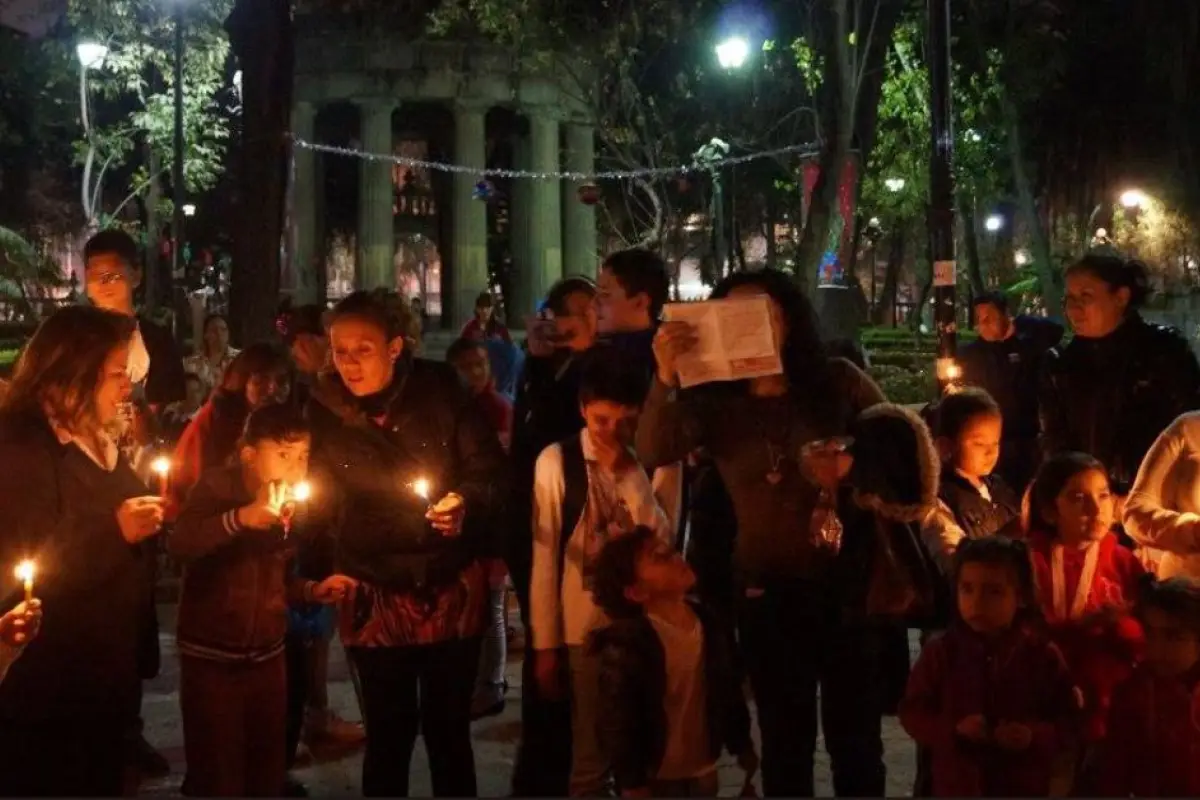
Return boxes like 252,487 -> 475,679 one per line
1124,411 -> 1200,578
530,430 -> 673,650
127,325 -> 150,388
649,607 -> 714,780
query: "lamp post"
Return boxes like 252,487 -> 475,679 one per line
77,41 -> 108,229
715,36 -> 749,70
170,1 -> 186,312
984,214 -> 1003,233
927,0 -> 957,395
695,138 -> 732,279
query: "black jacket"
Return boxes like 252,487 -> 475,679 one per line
305,356 -> 508,592
0,413 -> 150,723
959,315 -> 1063,440
138,315 -> 187,407
590,601 -> 752,790
1039,316 -> 1200,492
938,471 -> 1021,541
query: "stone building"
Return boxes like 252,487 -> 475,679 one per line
289,4 -> 598,329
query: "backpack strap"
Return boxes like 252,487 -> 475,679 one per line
558,434 -> 588,585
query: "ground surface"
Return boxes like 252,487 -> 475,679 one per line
140,604 -> 919,797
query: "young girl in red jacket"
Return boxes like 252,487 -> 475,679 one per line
1098,576 -> 1200,797
1025,451 -> 1145,782
899,536 -> 1077,797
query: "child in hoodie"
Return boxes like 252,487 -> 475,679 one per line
899,536 -> 1077,797
1098,576 -> 1200,797
171,404 -> 354,797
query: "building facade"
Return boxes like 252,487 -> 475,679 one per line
290,6 -> 598,328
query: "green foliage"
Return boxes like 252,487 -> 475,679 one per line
861,21 -> 1008,222
67,0 -> 236,218
0,226 -> 70,320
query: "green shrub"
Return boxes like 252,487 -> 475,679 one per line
868,363 -> 937,405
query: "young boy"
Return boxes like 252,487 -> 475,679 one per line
921,388 -> 1021,579
170,404 -> 353,797
530,350 -> 674,797
588,527 -> 758,797
448,336 -> 513,451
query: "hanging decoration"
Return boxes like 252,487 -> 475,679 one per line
472,180 -> 495,201
291,136 -> 820,182
576,182 -> 601,205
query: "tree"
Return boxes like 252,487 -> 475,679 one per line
224,0 -> 292,344
0,27 -> 78,237
67,0 -> 235,307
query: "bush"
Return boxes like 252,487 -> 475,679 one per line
868,363 -> 937,405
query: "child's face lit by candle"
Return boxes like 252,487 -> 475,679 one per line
240,435 -> 311,487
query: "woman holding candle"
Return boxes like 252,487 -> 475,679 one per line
304,289 -> 507,797
0,305 -> 165,796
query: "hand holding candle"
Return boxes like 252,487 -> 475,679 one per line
426,492 -> 466,537
281,480 -> 312,535
0,599 -> 41,649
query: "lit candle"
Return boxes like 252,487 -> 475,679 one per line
292,481 -> 312,503
412,477 -> 431,504
151,456 -> 171,497
14,560 -> 34,604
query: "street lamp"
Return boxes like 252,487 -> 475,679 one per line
885,177 -> 906,193
1120,189 -> 1149,210
182,203 -> 196,217
715,37 -> 750,70
77,42 -> 109,228
76,42 -> 108,69
1015,249 -> 1030,266
984,214 -> 1003,233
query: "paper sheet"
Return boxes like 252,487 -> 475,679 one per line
661,296 -> 783,388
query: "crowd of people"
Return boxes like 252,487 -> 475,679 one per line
3,230 -> 1200,799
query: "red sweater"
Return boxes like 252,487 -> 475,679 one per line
472,384 -> 513,451
460,318 -> 511,343
1030,532 -> 1145,740
1098,664 -> 1200,797
899,624 -> 1077,797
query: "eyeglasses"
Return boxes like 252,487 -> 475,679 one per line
87,272 -> 127,286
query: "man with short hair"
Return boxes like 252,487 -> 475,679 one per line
959,291 -> 1064,490
83,228 -> 186,784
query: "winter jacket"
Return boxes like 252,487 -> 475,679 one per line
898,623 -> 1077,797
939,472 -> 1021,542
305,356 -> 507,646
1098,663 -> 1200,797
138,314 -> 187,407
1040,316 -> 1200,493
0,412 -> 150,724
589,601 -> 752,791
171,465 -> 312,662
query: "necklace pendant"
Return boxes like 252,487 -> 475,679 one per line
766,470 -> 782,485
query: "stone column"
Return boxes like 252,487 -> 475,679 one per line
509,134 -> 533,321
291,101 -> 319,303
527,112 -> 562,308
452,103 -> 489,329
356,102 -> 395,290
562,122 -> 597,276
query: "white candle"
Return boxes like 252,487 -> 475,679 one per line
14,560 -> 34,604
151,456 -> 171,497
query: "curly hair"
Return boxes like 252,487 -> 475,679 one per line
589,526 -> 657,620
328,289 -> 421,347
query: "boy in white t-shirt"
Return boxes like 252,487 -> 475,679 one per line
530,353 -> 673,796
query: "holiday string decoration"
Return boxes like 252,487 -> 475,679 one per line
292,137 -> 820,182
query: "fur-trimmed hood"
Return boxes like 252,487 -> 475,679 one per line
847,402 -> 940,523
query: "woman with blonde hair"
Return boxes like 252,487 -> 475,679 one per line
0,305 -> 165,796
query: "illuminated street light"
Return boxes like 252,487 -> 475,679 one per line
984,214 -> 1003,232
715,37 -> 750,69
76,42 -> 108,69
182,203 -> 196,217
885,177 -> 906,193
1120,189 -> 1149,210
1014,249 -> 1030,266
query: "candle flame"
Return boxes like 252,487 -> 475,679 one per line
292,481 -> 312,502
151,456 -> 171,476
412,477 -> 431,501
946,363 -> 962,380
14,560 -> 34,583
